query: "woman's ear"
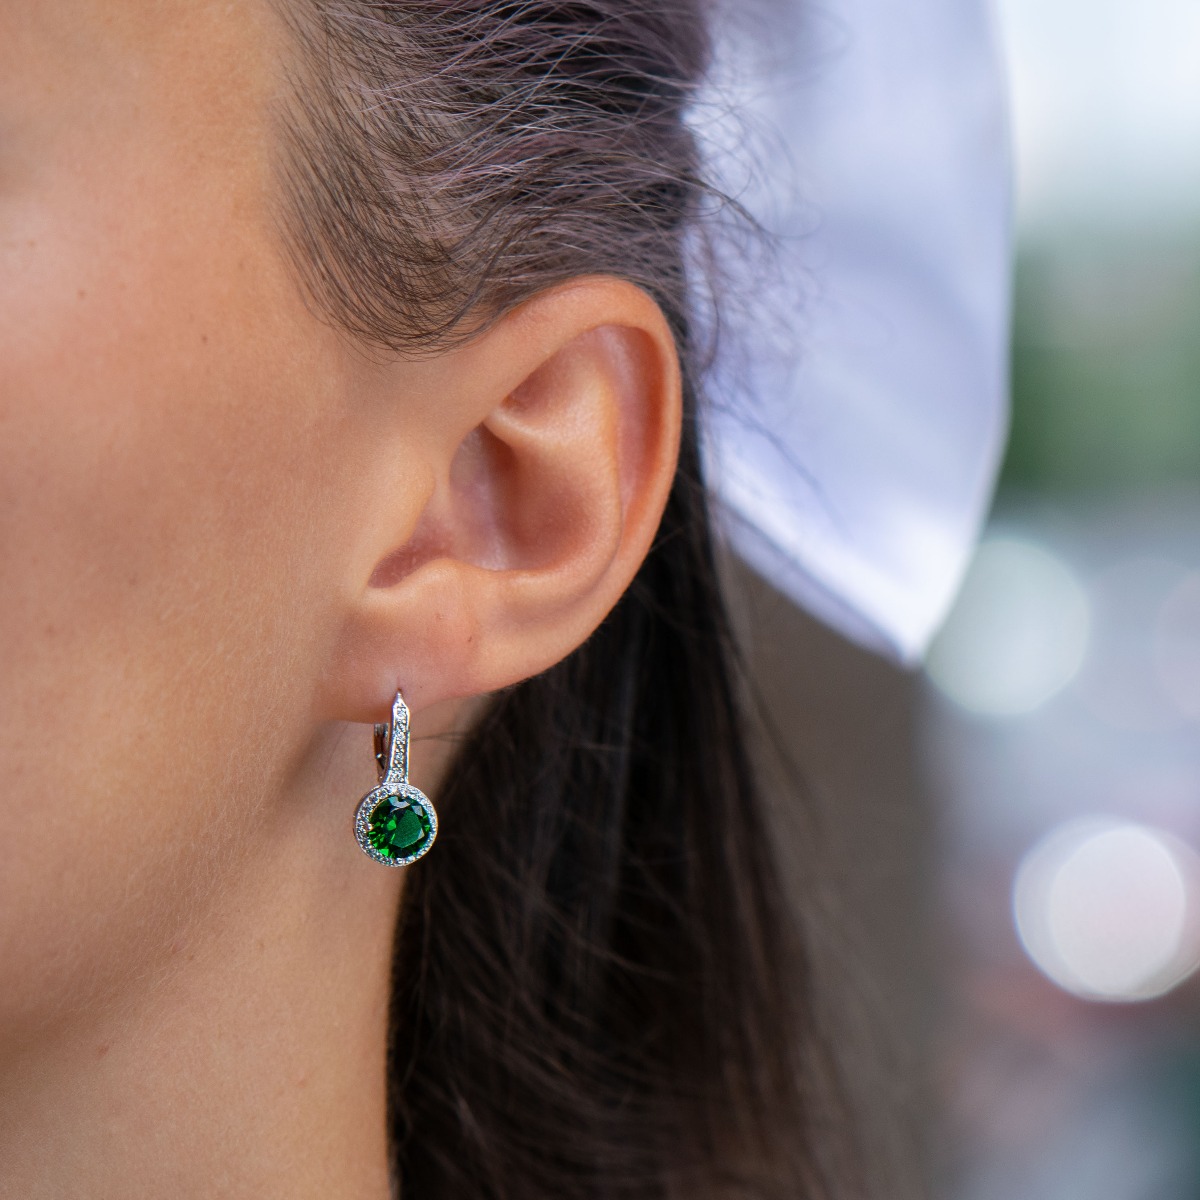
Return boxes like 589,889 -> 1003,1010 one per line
325,278 -> 682,721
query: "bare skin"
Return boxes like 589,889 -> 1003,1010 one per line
0,2 -> 682,1197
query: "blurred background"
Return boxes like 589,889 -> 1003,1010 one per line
929,1 -> 1200,1196
931,0 -> 1200,1195
737,1 -> 1200,1195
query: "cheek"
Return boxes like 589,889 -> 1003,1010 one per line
0,159 -> 353,1038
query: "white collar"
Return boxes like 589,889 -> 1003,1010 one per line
700,0 -> 1012,663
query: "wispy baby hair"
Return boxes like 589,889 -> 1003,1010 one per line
277,0 -> 711,352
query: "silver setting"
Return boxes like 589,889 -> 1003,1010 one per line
354,690 -> 438,867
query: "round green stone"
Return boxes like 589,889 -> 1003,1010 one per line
366,794 -> 433,861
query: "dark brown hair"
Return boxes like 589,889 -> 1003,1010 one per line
274,2 -> 852,1196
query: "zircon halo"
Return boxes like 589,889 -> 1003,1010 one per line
354,782 -> 438,867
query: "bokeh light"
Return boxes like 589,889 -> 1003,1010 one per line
1014,817 -> 1200,1001
925,537 -> 1090,717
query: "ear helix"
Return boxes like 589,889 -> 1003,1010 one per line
353,690 -> 438,866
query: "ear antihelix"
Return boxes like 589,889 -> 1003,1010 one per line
353,689 -> 437,866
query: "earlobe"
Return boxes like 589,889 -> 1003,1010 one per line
326,279 -> 682,722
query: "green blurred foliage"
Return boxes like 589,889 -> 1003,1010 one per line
1004,227 -> 1200,492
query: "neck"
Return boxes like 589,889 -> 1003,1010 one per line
0,723 -> 407,1200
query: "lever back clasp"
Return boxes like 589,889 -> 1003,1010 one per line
373,690 -> 411,783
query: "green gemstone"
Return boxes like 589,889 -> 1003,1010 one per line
366,794 -> 433,861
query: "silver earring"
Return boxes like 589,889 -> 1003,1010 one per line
354,690 -> 438,866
